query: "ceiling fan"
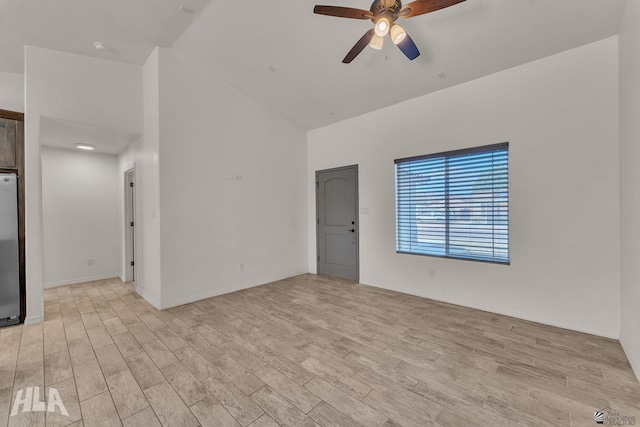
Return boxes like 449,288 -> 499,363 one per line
313,0 -> 466,63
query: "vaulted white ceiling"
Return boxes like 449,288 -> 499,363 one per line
0,0 -> 211,73
172,0 -> 626,129
1,0 -> 627,130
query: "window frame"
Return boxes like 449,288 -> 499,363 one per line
394,142 -> 510,265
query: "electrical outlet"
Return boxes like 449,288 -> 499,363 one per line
240,263 -> 244,272
88,258 -> 94,267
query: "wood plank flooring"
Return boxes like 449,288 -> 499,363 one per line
0,274 -> 638,426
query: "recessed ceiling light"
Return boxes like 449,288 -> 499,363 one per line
75,144 -> 95,151
93,42 -> 109,51
179,5 -> 194,14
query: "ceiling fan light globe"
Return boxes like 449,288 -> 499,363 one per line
390,24 -> 407,45
369,34 -> 384,50
374,17 -> 390,37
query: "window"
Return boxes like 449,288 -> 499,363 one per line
395,143 -> 509,264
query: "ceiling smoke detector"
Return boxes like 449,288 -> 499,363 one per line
93,42 -> 109,51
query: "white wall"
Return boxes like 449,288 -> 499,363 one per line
24,46 -> 143,323
0,72 -> 24,113
156,48 -> 308,308
308,37 -> 621,338
41,147 -> 119,287
127,48 -> 163,308
24,47 -> 142,134
619,0 -> 640,381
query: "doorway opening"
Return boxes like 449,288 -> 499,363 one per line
316,165 -> 359,281
124,168 -> 136,283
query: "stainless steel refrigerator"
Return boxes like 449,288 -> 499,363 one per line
0,173 -> 20,326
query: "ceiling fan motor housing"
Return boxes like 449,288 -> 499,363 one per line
370,0 -> 402,17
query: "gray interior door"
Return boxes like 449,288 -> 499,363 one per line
316,165 -> 358,281
0,173 -> 20,320
125,169 -> 136,282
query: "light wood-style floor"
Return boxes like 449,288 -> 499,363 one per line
0,274 -> 638,427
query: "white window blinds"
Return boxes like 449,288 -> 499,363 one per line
395,143 -> 509,264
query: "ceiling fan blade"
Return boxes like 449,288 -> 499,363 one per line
399,0 -> 466,18
314,5 -> 373,20
342,29 -> 375,63
396,32 -> 420,60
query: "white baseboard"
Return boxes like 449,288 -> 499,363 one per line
44,273 -> 120,289
135,287 -> 162,310
24,315 -> 43,325
620,329 -> 640,383
359,281 -> 620,339
158,270 -> 309,310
